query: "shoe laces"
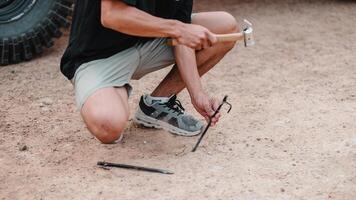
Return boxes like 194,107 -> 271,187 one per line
161,95 -> 185,116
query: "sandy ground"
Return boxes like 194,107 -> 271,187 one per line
1,0 -> 356,199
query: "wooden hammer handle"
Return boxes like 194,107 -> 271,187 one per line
216,32 -> 244,42
167,32 -> 244,46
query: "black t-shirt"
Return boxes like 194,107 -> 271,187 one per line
60,0 -> 193,80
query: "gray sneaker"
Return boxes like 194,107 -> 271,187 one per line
134,94 -> 204,136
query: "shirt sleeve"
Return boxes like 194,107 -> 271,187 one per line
173,0 -> 193,23
121,0 -> 137,6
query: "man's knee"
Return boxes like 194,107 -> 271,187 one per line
216,11 -> 240,34
193,11 -> 240,34
214,12 -> 239,51
85,110 -> 128,144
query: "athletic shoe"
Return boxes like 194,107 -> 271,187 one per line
134,94 -> 204,136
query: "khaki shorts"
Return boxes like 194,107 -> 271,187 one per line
71,38 -> 175,109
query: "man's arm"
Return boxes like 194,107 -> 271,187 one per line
174,45 -> 202,96
172,0 -> 220,123
174,45 -> 220,124
101,0 -> 180,38
101,0 -> 216,49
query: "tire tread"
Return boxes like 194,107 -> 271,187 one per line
0,0 -> 73,65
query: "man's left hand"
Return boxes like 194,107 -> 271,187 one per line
191,92 -> 221,126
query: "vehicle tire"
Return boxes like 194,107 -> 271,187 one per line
0,0 -> 73,65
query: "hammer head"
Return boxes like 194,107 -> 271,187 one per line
243,19 -> 255,47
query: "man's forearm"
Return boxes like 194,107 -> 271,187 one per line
174,45 -> 204,98
101,0 -> 183,38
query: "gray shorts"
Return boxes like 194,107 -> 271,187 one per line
71,38 -> 175,109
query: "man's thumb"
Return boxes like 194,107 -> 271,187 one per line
205,102 -> 214,116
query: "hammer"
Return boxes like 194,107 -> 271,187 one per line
167,19 -> 255,47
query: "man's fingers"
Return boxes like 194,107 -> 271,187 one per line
189,43 -> 196,49
212,98 -> 221,111
202,41 -> 210,50
210,98 -> 221,116
204,102 -> 214,116
210,99 -> 222,126
201,32 -> 216,49
215,112 -> 221,120
211,115 -> 220,126
202,111 -> 212,123
195,43 -> 203,51
207,32 -> 218,46
202,34 -> 210,49
195,105 -> 210,122
211,113 -> 220,124
211,118 -> 220,127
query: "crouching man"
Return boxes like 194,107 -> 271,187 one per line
60,0 -> 239,143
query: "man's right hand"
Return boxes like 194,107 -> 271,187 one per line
176,23 -> 217,50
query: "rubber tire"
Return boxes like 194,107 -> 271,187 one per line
0,0 -> 73,65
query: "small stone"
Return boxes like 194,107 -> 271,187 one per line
256,138 -> 261,141
41,98 -> 53,106
281,188 -> 285,192
143,141 -> 147,144
19,145 -> 28,151
41,107 -> 50,112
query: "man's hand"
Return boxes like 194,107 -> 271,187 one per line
191,92 -> 221,126
176,24 -> 218,50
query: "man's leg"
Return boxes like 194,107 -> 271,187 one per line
151,12 -> 239,97
81,87 -> 129,144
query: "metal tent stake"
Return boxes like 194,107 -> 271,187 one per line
192,95 -> 232,152
97,161 -> 174,175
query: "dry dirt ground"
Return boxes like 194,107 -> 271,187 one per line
1,0 -> 356,199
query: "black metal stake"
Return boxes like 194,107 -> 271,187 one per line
97,161 -> 174,175
192,95 -> 232,152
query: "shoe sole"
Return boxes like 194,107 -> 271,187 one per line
134,110 -> 201,137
